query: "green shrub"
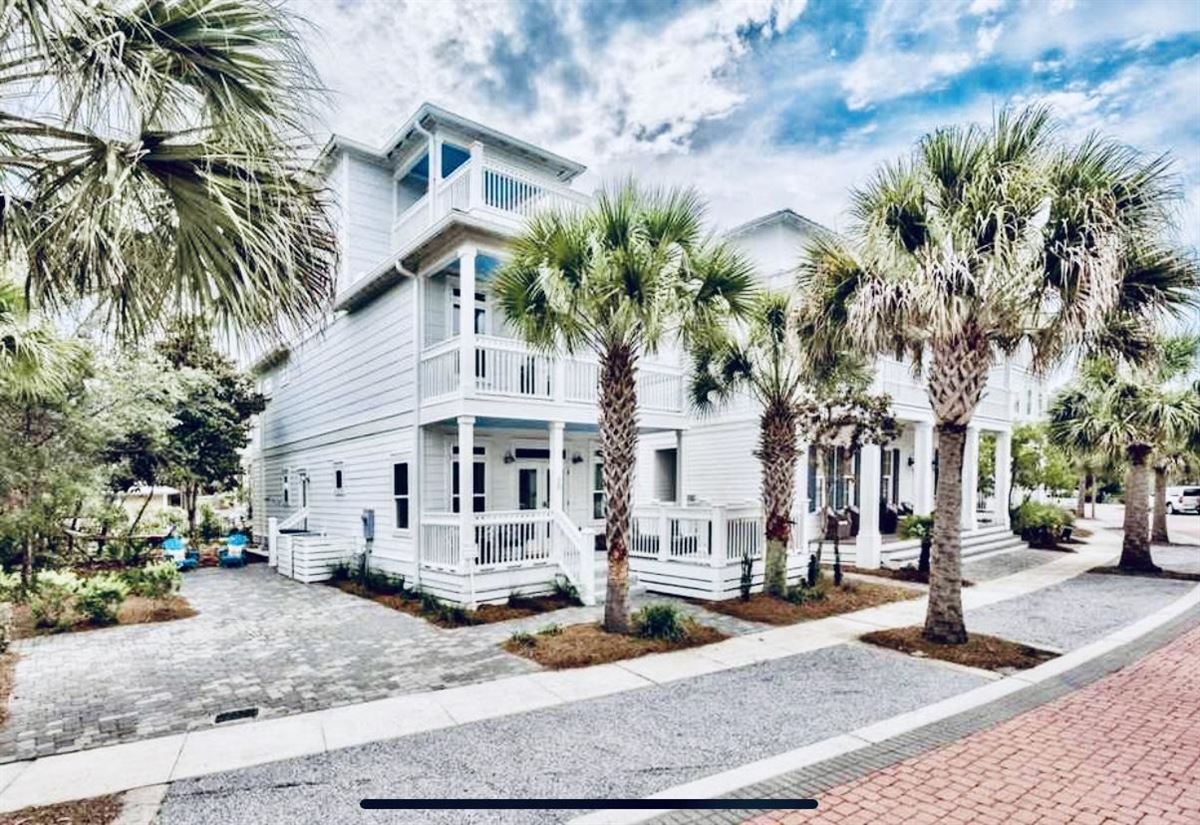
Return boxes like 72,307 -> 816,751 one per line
30,570 -> 81,628
550,576 -> 580,604
538,622 -> 562,636
897,514 -> 934,541
121,561 -> 181,599
785,582 -> 826,605
632,603 -> 688,642
76,574 -> 130,625
417,590 -> 442,614
198,505 -> 223,542
1011,501 -> 1074,548
508,630 -> 536,648
739,550 -> 753,601
0,570 -> 23,603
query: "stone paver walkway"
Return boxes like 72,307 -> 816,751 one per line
741,619 -> 1200,825
2,566 -> 762,763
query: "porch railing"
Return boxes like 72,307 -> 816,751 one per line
552,511 -> 595,605
418,336 -> 685,413
630,503 -> 764,565
474,509 -> 554,567
421,512 -> 460,568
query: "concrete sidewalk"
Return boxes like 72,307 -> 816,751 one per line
0,528 -> 1124,812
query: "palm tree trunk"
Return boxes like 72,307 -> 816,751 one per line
600,344 -> 638,634
1075,474 -> 1086,518
1119,445 -> 1158,572
1151,464 -> 1169,544
759,401 -> 797,598
923,423 -> 968,644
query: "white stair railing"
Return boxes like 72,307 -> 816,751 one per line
552,511 -> 595,605
267,507 -> 309,568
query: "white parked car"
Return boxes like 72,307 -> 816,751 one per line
1164,486 -> 1200,514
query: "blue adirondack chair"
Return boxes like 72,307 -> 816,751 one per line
162,536 -> 198,571
220,533 -> 248,568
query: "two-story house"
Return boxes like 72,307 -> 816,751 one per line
247,103 -> 1043,607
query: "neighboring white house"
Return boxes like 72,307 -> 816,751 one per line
246,103 -> 1042,606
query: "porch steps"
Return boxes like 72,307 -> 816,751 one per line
826,524 -> 1029,568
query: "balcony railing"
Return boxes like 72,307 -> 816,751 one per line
420,335 -> 685,414
392,154 -> 589,254
630,503 -> 765,565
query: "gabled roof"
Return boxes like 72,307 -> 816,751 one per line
723,208 -> 831,240
322,102 -> 587,182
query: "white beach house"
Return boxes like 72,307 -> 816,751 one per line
246,103 -> 1042,606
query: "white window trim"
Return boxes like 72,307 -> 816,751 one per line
333,461 -> 345,497
391,459 -> 412,535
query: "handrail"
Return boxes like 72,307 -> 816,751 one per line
277,507 -> 309,531
552,510 -> 595,605
420,336 -> 460,360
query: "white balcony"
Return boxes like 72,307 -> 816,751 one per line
392,153 -> 590,257
419,334 -> 686,424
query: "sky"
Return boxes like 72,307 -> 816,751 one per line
290,0 -> 1200,249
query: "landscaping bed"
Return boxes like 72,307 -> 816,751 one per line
700,579 -> 918,626
861,626 -> 1059,672
329,569 -> 581,628
0,795 -> 123,825
1088,565 -> 1200,583
503,614 -> 727,669
842,565 -> 975,588
12,595 -> 195,639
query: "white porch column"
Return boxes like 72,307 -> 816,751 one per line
857,443 -> 883,568
468,140 -> 485,209
549,421 -> 565,514
913,421 -> 934,515
457,416 -> 475,569
458,245 -> 476,397
427,133 -> 441,223
675,430 -> 686,505
961,425 -> 980,531
994,429 -> 1011,528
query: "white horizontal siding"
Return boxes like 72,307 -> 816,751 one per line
262,280 -> 415,449
343,154 -> 393,284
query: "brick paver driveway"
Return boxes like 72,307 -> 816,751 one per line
2,565 -> 539,763
747,621 -> 1200,825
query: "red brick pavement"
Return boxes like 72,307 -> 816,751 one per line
745,624 -> 1200,825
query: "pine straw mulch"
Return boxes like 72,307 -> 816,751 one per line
12,596 -> 196,640
699,580 -> 919,626
502,621 -> 728,669
841,565 -> 975,588
330,579 -> 580,628
861,626 -> 1059,673
0,651 -> 16,727
1088,565 -> 1200,583
0,795 -> 123,825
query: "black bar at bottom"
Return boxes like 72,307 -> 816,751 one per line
360,798 -> 817,810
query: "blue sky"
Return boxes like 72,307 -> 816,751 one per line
294,0 -> 1200,248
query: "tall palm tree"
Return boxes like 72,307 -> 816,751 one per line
689,291 -> 805,597
0,0 -> 336,338
1050,336 -> 1200,570
493,181 -> 757,632
797,107 -> 1196,644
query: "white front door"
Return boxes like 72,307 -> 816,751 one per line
517,463 -> 550,510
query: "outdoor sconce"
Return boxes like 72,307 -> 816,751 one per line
907,456 -> 915,467
503,449 -> 515,464
571,452 -> 584,464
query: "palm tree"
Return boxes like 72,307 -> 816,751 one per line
688,291 -> 805,597
797,107 -> 1196,644
1050,336 -> 1200,570
0,0 -> 336,338
0,276 -> 86,403
493,181 -> 757,632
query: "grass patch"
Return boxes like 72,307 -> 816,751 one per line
0,795 -> 123,825
861,626 -> 1058,672
701,580 -> 918,626
329,579 -> 580,628
502,620 -> 727,669
1088,565 -> 1200,583
11,595 -> 196,640
0,651 -> 16,728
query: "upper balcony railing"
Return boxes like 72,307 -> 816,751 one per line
420,335 -> 685,415
875,356 -> 1011,423
392,153 -> 590,254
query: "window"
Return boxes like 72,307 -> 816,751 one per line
451,445 -> 486,513
450,287 -> 488,335
333,463 -> 344,495
807,446 -> 818,512
282,471 -> 290,505
393,463 -> 409,529
592,453 -> 606,519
